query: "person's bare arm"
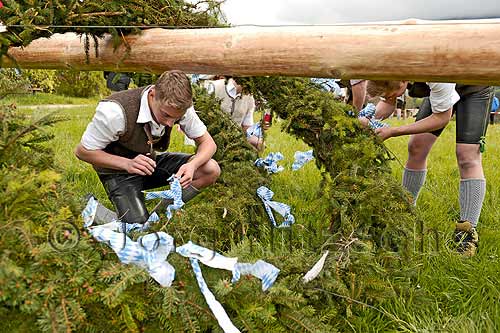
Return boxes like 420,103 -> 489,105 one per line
375,108 -> 452,140
374,99 -> 397,120
175,132 -> 217,188
351,80 -> 367,111
74,144 -> 156,175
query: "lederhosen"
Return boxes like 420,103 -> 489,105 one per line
409,83 -> 493,144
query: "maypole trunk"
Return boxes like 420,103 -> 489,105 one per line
3,19 -> 500,84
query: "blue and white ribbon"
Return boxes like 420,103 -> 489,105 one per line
232,260 -> 280,291
83,199 -> 175,285
256,186 -> 295,228
189,258 -> 241,333
367,119 -> 389,130
144,176 -> 184,220
82,196 -> 99,228
311,78 -> 342,96
358,103 -> 376,119
86,211 -> 160,234
177,242 -> 279,331
91,227 -> 176,287
254,152 -> 284,174
176,242 -> 280,291
176,241 -> 238,271
190,73 -> 201,84
357,103 -> 389,130
292,150 -> 314,171
246,122 -> 263,138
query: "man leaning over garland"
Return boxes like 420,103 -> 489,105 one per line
360,80 -> 493,257
75,70 -> 220,224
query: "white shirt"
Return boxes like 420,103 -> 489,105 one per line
81,86 -> 207,150
427,82 -> 460,113
204,79 -> 255,127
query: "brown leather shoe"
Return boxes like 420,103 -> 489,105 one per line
454,221 -> 479,257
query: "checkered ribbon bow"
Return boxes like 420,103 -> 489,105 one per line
254,152 -> 284,174
82,198 -> 174,285
358,103 -> 376,118
246,122 -> 263,138
358,103 -> 389,130
91,227 -> 176,287
232,260 -> 280,291
176,242 -> 280,332
144,175 -> 184,220
292,150 -> 314,171
367,119 -> 389,130
257,186 -> 295,228
82,196 -> 99,228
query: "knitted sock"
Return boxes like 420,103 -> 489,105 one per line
459,178 -> 486,227
182,185 -> 201,202
402,168 -> 427,206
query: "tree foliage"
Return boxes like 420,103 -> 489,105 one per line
0,0 -> 225,63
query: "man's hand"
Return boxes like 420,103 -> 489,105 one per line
125,154 -> 156,175
374,127 -> 394,141
175,162 -> 196,188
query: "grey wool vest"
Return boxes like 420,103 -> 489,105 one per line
94,86 -> 173,174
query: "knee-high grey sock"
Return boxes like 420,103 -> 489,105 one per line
402,168 -> 427,205
459,178 -> 486,227
152,185 -> 201,213
181,185 -> 200,202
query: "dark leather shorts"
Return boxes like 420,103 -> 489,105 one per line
415,86 -> 493,144
98,152 -> 192,224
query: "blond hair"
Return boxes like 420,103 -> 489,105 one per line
154,70 -> 193,111
366,80 -> 402,98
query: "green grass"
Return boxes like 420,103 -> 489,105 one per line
7,94 -> 500,331
1,92 -> 100,106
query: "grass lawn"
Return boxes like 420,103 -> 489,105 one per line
9,95 -> 500,332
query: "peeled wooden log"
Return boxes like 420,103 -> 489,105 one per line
2,19 -> 500,85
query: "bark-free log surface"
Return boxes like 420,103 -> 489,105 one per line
3,20 -> 500,85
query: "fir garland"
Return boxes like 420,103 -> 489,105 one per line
0,82 -> 424,331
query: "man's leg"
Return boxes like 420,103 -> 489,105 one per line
100,174 -> 150,224
191,158 -> 220,189
404,133 -> 437,205
403,97 -> 442,205
455,86 -> 492,227
456,143 -> 485,226
180,158 -> 220,202
453,86 -> 492,256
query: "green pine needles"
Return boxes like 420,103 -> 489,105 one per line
0,0 -> 225,64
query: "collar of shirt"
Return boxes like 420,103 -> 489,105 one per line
225,79 -> 241,99
137,85 -> 165,137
